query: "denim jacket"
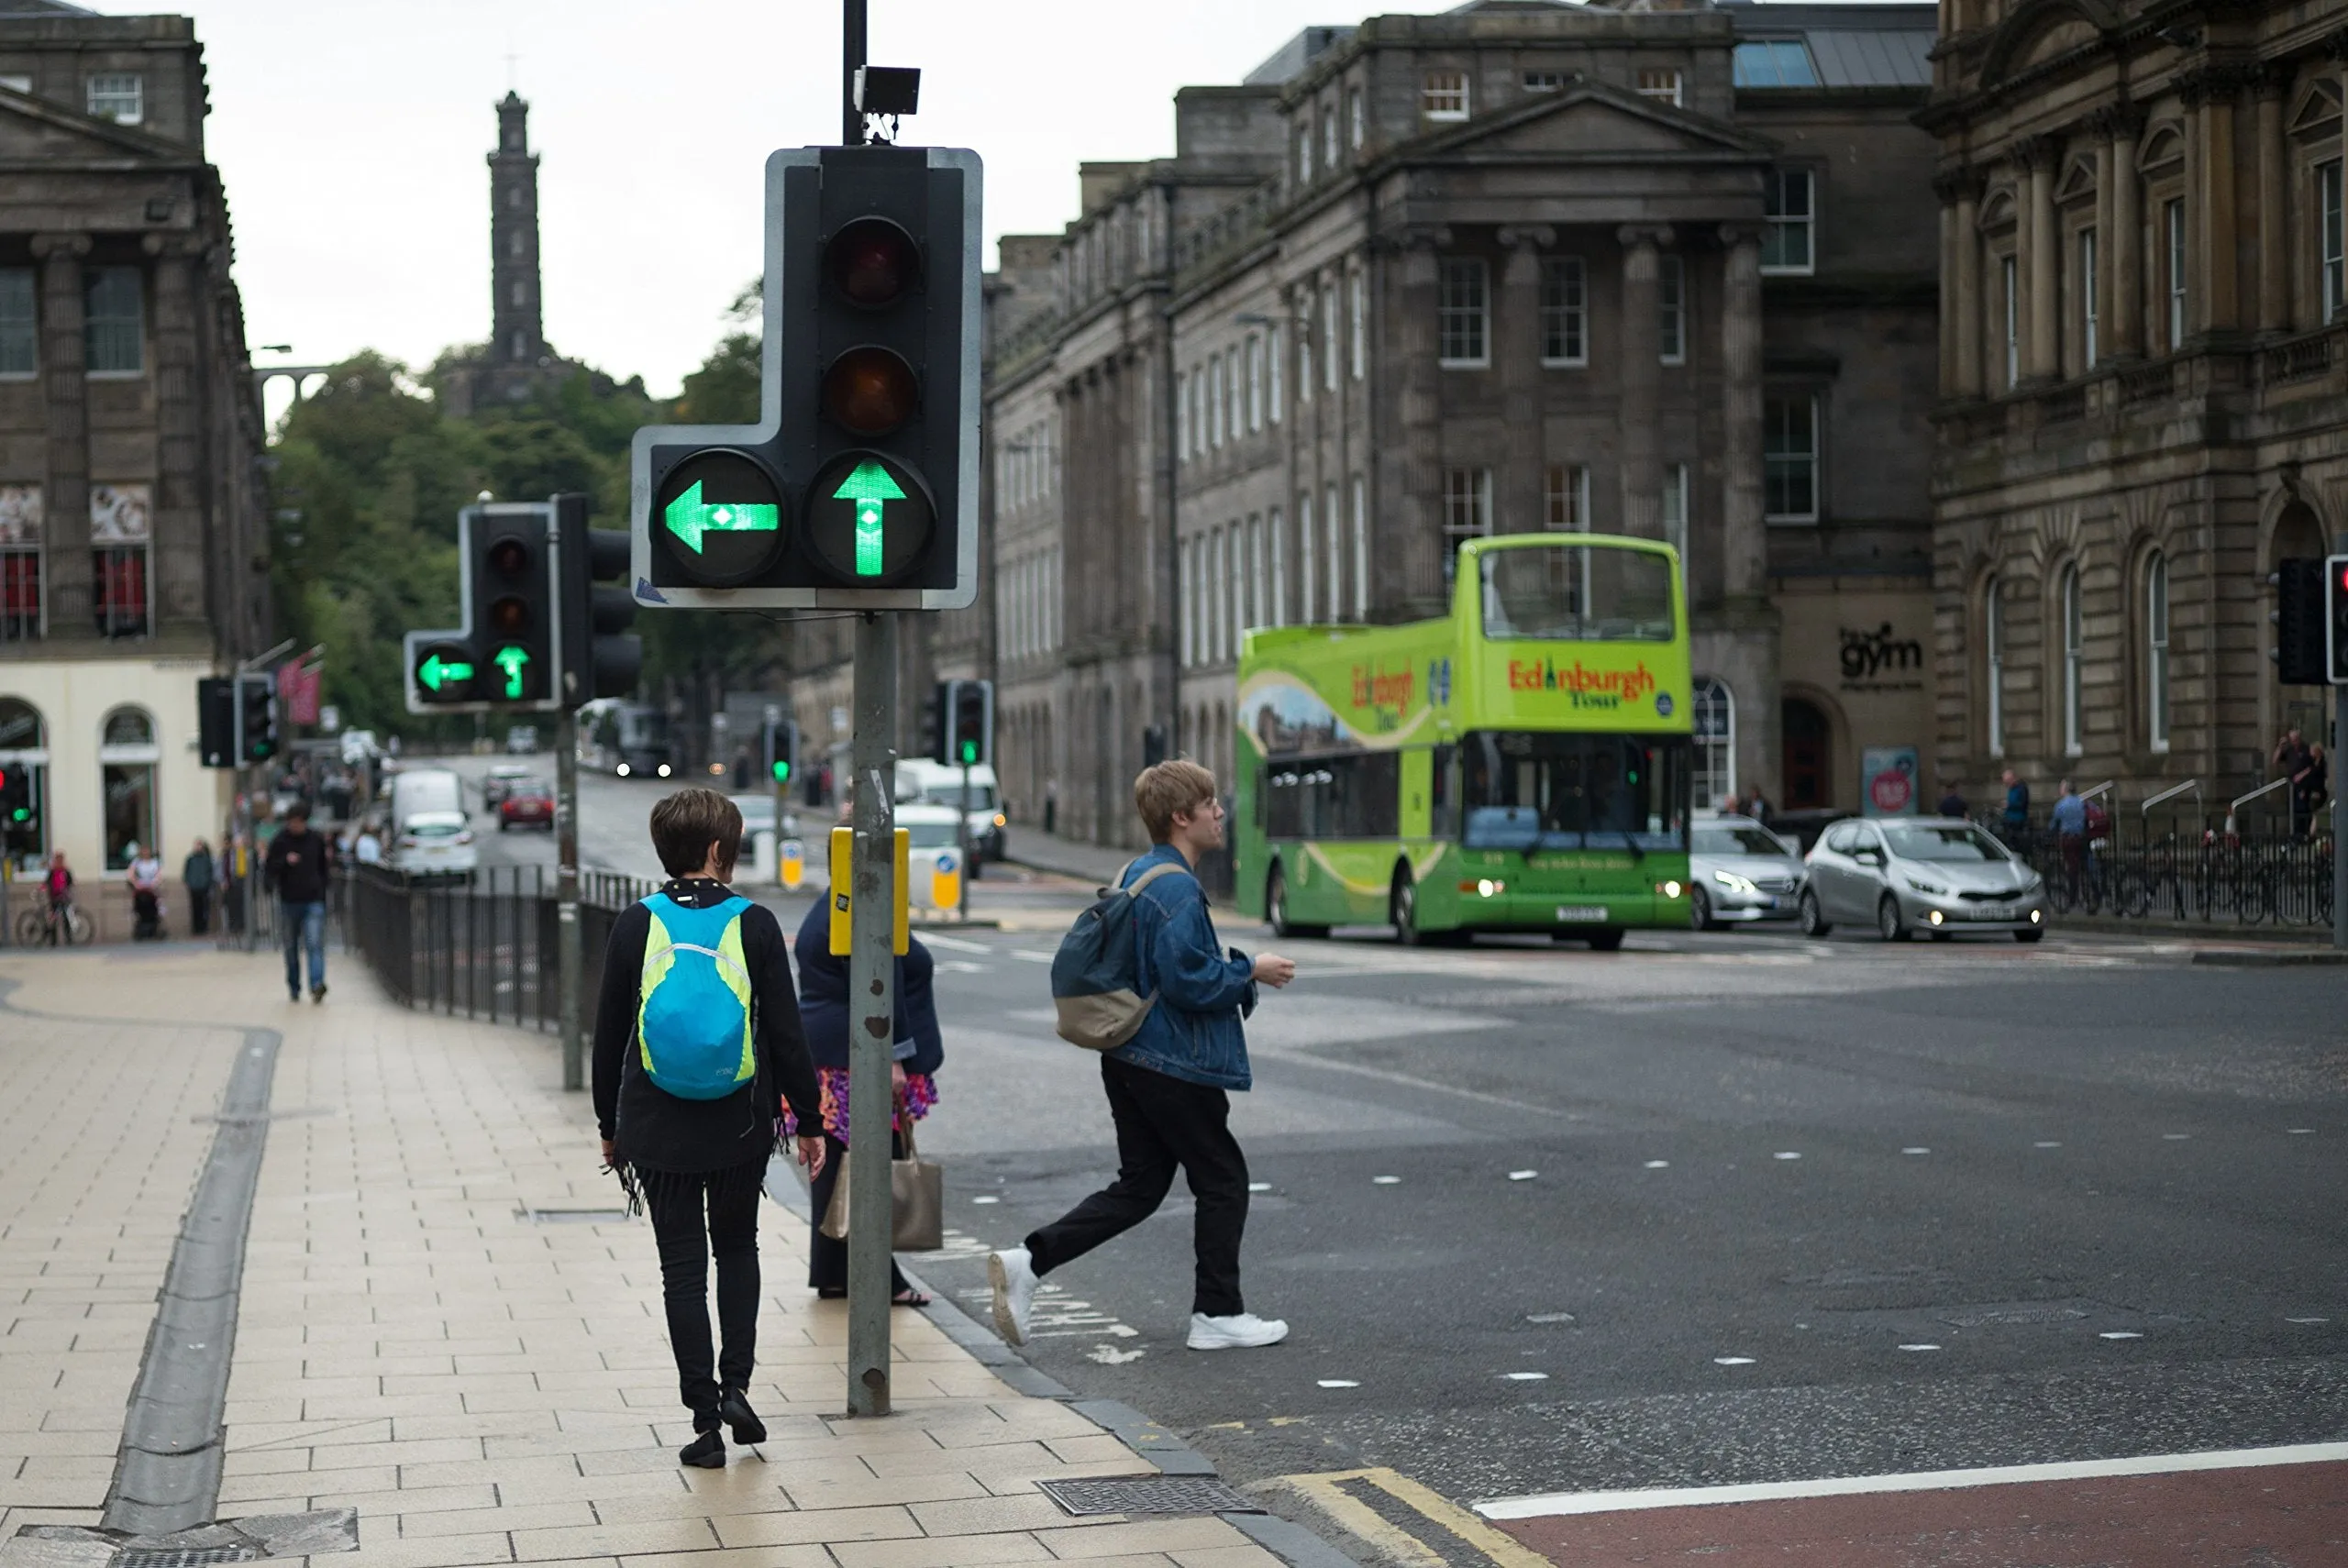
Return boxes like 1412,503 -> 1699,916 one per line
1106,844 -> 1259,1091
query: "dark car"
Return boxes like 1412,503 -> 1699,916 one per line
498,779 -> 555,832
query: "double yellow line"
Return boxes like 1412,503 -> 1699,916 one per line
1270,1467 -> 1551,1568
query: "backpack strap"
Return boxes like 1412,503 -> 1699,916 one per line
1125,862 -> 1187,898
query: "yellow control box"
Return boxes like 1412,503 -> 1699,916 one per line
827,825 -> 909,956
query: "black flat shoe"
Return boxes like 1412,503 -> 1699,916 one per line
679,1429 -> 724,1468
815,1286 -> 847,1299
718,1386 -> 767,1445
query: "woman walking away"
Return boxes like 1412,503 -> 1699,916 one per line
593,789 -> 826,1470
792,887 -> 945,1304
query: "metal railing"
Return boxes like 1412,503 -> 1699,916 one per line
1977,804 -> 2332,929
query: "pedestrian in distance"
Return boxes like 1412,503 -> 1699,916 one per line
2001,768 -> 2032,849
991,759 -> 1298,1353
263,803 -> 335,1002
591,788 -> 826,1471
126,842 -> 164,941
2301,742 -> 2330,838
1937,783 -> 1967,818
183,838 -> 215,936
2050,778 -> 2088,903
41,849 -> 71,922
791,879 -> 944,1306
2273,728 -> 2311,835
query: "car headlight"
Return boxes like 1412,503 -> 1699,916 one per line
1711,869 -> 1759,895
1905,877 -> 1949,897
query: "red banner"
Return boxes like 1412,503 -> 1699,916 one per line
277,660 -> 322,727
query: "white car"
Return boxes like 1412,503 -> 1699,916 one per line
390,811 -> 478,880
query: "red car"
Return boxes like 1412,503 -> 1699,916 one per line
499,780 -> 555,831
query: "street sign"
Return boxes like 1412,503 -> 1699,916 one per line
627,145 -> 981,610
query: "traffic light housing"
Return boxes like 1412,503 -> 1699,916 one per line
237,673 -> 278,764
763,716 -> 800,785
198,677 -> 235,767
629,144 -> 981,610
2329,553 -> 2348,684
2275,558 -> 2328,685
468,504 -> 555,704
935,679 -> 991,767
555,493 -> 642,703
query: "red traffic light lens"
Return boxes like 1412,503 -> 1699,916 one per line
821,347 -> 919,436
488,536 -> 529,576
490,594 -> 529,635
826,217 -> 919,308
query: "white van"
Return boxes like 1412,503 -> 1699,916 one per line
894,758 -> 1004,863
387,768 -> 476,879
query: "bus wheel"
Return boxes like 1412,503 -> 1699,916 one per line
1390,869 -> 1428,946
1586,928 -> 1626,953
1268,867 -> 1326,941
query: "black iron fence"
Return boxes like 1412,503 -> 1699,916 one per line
343,865 -> 655,1031
1977,812 -> 2334,929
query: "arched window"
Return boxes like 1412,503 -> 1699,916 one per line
1692,678 -> 1736,810
1984,575 -> 2005,756
2060,563 -> 2084,756
2145,552 -> 2170,753
98,704 -> 158,871
0,696 -> 48,866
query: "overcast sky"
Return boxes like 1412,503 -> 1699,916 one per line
158,0 -> 1368,415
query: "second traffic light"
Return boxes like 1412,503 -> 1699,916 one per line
763,716 -> 800,785
555,493 -> 641,704
935,679 -> 991,767
2276,558 -> 2329,686
237,673 -> 277,764
630,144 -> 981,611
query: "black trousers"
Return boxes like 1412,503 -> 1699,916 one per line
639,1157 -> 765,1428
806,1131 -> 913,1295
1024,1055 -> 1249,1317
188,886 -> 211,935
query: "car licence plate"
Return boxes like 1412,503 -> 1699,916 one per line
1555,906 -> 1608,922
1975,904 -> 2011,920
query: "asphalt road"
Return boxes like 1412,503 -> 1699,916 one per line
416,754 -> 2348,1537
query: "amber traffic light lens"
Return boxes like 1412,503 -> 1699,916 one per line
826,218 -> 919,308
820,347 -> 919,436
488,535 -> 528,576
490,594 -> 529,635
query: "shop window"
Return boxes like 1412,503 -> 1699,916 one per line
99,706 -> 158,871
0,697 -> 47,867
1693,678 -> 1735,810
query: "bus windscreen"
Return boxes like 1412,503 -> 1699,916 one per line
1480,544 -> 1674,642
1460,731 -> 1689,852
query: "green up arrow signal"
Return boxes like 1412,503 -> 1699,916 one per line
665,480 -> 781,554
493,646 -> 530,700
418,653 -> 473,692
831,461 -> 906,577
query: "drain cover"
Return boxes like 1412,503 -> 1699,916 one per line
117,1550 -> 260,1568
1036,1476 -> 1262,1517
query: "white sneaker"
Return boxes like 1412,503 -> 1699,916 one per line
989,1247 -> 1038,1346
1187,1311 -> 1289,1351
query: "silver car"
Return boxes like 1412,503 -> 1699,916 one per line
1799,816 -> 2045,943
1689,817 -> 1806,929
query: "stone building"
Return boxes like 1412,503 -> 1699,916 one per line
982,0 -> 1942,851
0,0 -> 269,917
1923,0 -> 2348,815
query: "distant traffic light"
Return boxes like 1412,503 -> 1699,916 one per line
469,504 -> 554,704
555,493 -> 641,704
198,677 -> 236,767
764,716 -> 800,785
237,673 -> 278,764
2274,558 -> 2328,686
934,679 -> 991,767
629,144 -> 982,610
2329,554 -> 2348,684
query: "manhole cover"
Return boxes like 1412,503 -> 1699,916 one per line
1036,1476 -> 1261,1517
118,1550 -> 260,1568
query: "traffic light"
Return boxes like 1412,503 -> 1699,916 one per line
198,677 -> 235,767
2329,553 -> 2348,684
468,503 -> 555,705
2275,558 -> 2328,685
629,144 -> 981,610
763,716 -> 800,785
237,673 -> 278,764
934,679 -> 991,767
555,493 -> 641,704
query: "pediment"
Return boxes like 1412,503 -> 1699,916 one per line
1412,82 -> 1771,165
2289,79 -> 2342,138
0,85 -> 190,164
2136,118 -> 2185,171
2054,155 -> 2096,204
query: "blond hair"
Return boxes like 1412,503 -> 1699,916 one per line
1134,759 -> 1217,843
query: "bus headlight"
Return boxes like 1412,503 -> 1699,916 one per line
657,764 -> 672,778
616,763 -> 631,777
1477,878 -> 1501,898
1657,880 -> 1683,899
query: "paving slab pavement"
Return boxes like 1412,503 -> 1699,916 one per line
0,948 -> 1293,1568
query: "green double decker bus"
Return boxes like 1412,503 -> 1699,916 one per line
1232,533 -> 1693,948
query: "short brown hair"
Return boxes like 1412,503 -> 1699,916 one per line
1134,759 -> 1217,843
650,788 -> 743,878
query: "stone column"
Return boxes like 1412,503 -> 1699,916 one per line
1395,228 -> 1448,611
1616,224 -> 1671,539
2255,67 -> 2289,333
1939,170 -> 1984,396
146,236 -> 205,635
2185,68 -> 2242,336
2021,138 -> 2060,381
2106,110 -> 2143,358
1719,225 -> 1766,601
1496,225 -> 1552,534
31,234 -> 91,638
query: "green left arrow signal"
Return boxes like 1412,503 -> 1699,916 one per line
831,461 -> 906,578
665,479 -> 780,554
493,646 -> 530,700
418,653 -> 473,692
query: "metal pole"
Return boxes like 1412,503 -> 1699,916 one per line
2335,532 -> 2346,951
847,612 -> 897,1416
958,759 -> 972,922
557,709 -> 584,1090
842,0 -> 868,148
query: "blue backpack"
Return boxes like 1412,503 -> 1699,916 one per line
1050,862 -> 1185,1051
635,893 -> 757,1099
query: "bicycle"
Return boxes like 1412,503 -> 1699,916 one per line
13,898 -> 92,947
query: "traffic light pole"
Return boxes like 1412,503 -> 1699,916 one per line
557,707 -> 585,1090
846,610 -> 897,1417
958,761 -> 972,922
2335,529 -> 2345,953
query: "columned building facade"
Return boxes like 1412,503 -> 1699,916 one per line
1923,0 -> 2348,812
982,0 -> 1941,849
